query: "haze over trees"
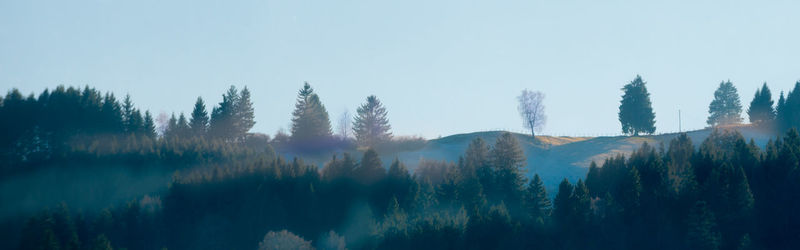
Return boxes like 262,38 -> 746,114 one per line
353,95 -> 392,148
618,75 -> 656,136
517,89 -> 546,137
5,79 -> 800,249
708,81 -> 743,126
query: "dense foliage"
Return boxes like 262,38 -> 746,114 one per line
708,81 -> 743,126
618,75 -> 656,135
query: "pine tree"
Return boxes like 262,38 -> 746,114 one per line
777,82 -> 800,131
143,111 -> 157,139
708,81 -> 743,126
353,95 -> 392,148
290,82 -> 333,144
687,201 -> 721,250
355,148 -> 385,185
489,132 -> 527,203
209,85 -> 240,141
189,97 -> 209,138
747,83 -> 775,125
552,178 -> 574,228
619,75 -> 656,135
524,174 -> 551,220
176,113 -> 190,139
236,86 -> 255,140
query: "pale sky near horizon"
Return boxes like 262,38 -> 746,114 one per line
2,0 -> 799,138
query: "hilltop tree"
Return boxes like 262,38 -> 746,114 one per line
209,85 -> 240,140
708,81 -> 743,126
290,82 -> 333,143
747,83 -> 775,125
353,95 -> 392,148
143,111 -> 157,139
517,89 -> 546,137
235,86 -> 255,140
777,82 -> 800,131
189,97 -> 209,137
619,75 -> 656,136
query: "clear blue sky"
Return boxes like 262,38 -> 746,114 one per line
2,0 -> 799,138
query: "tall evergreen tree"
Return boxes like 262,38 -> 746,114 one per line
143,111 -> 157,139
209,85 -> 240,140
355,148 -> 385,185
524,174 -> 551,221
189,97 -> 209,138
290,82 -> 333,144
747,83 -> 775,125
708,81 -> 743,126
686,201 -> 721,250
489,132 -> 527,204
619,75 -> 656,135
777,82 -> 800,131
353,95 -> 392,148
236,87 -> 255,140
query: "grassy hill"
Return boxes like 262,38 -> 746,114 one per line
379,125 -> 777,194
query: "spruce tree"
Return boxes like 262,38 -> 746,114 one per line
236,87 -> 255,140
489,132 -> 527,203
290,82 -> 333,144
525,174 -> 551,220
708,81 -> 743,126
209,85 -> 240,141
777,82 -> 800,131
143,111 -> 157,139
687,201 -> 721,250
747,83 -> 775,125
353,95 -> 392,148
619,75 -> 656,135
189,97 -> 209,138
355,148 -> 385,185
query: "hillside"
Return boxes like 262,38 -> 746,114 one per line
384,125 -> 777,193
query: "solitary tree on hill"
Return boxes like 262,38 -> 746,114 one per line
619,75 -> 656,136
707,81 -> 743,126
517,89 -> 546,137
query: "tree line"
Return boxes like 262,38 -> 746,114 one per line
14,129 -> 800,249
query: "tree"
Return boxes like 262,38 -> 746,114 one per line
708,81 -> 743,126
353,95 -> 392,148
686,201 -> 721,250
777,82 -> 800,131
747,83 -> 775,125
355,148 -> 386,185
209,85 -> 243,141
236,86 -> 255,140
189,97 -> 209,137
619,75 -> 656,135
517,89 -> 546,137
489,132 -> 527,203
336,110 -> 352,139
524,174 -> 551,221
143,111 -> 157,139
290,82 -> 333,144
258,230 -> 314,250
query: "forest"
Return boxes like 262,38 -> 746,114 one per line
3,79 -> 800,250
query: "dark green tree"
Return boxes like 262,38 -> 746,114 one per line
708,81 -> 743,126
524,174 -> 551,221
489,132 -> 527,204
747,83 -> 775,125
353,95 -> 392,148
686,201 -> 721,250
619,75 -> 656,135
355,149 -> 385,185
235,86 -> 255,140
142,111 -> 157,139
209,85 -> 240,140
290,82 -> 333,144
189,97 -> 209,137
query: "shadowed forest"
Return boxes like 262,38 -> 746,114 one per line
3,80 -> 800,250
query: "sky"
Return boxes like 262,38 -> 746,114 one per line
2,0 -> 799,139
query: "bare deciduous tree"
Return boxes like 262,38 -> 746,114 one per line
517,89 -> 546,137
337,109 -> 352,139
